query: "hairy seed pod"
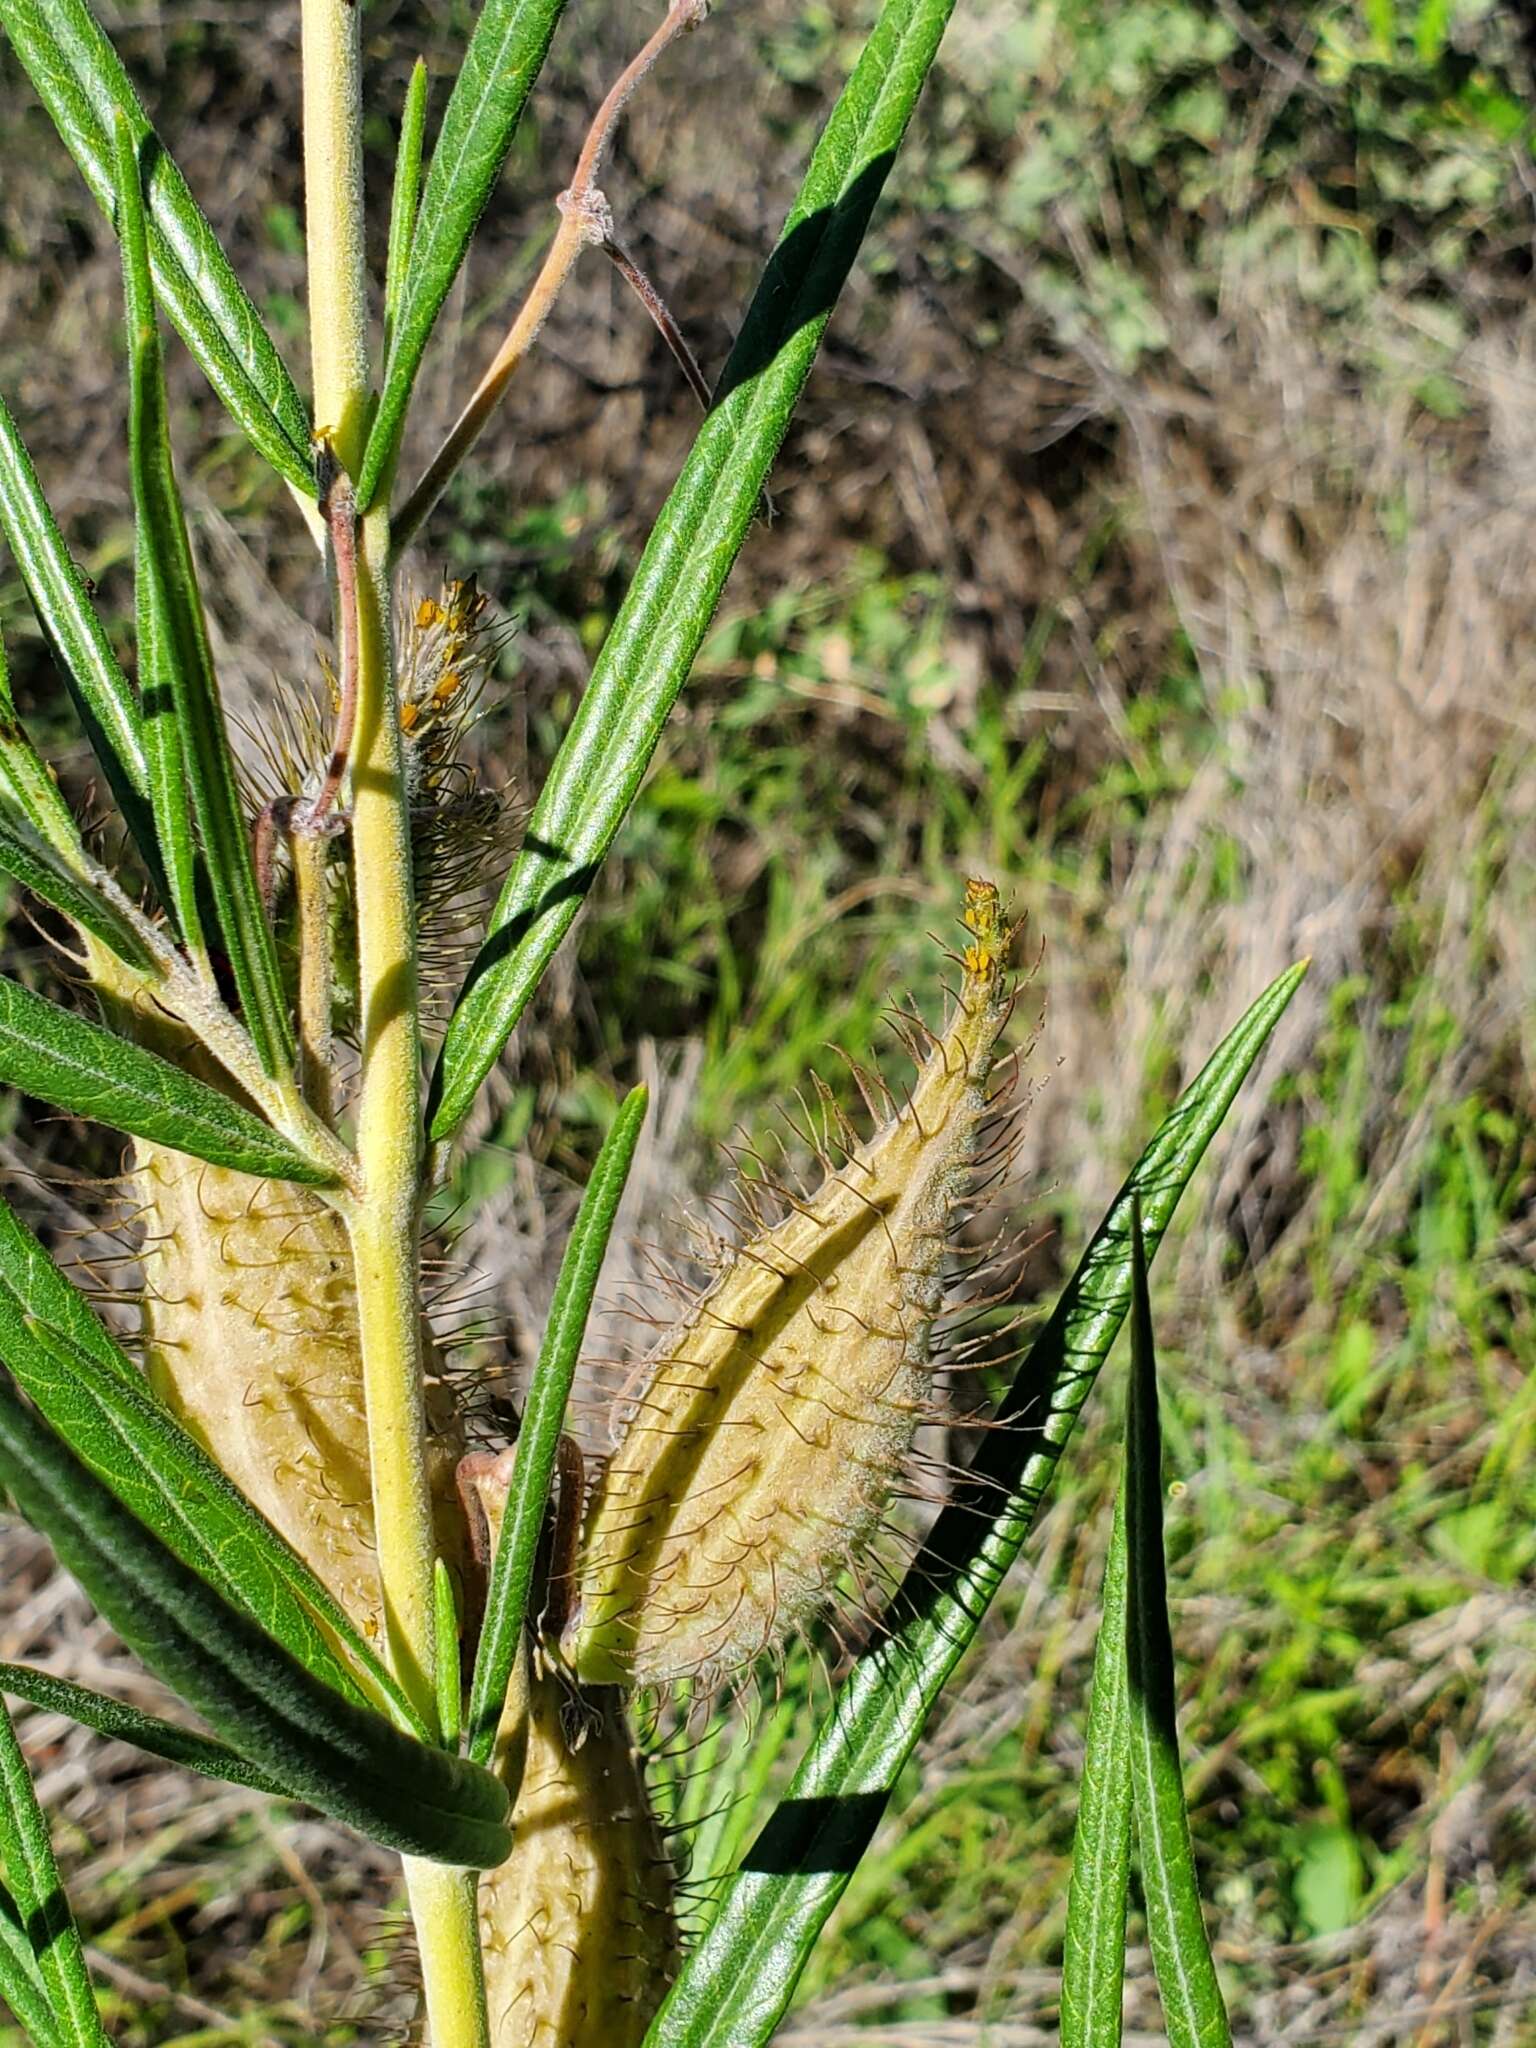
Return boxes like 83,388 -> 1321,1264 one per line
563,879 -> 1018,1689
129,1102 -> 465,1640
459,1453 -> 679,2047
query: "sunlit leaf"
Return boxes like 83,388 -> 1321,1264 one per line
0,1698 -> 105,2045
360,0 -> 569,503
466,1084 -> 647,1763
0,1377 -> 512,1866
0,0 -> 313,489
0,977 -> 326,1183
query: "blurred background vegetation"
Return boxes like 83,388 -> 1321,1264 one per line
1,0 -> 1534,2040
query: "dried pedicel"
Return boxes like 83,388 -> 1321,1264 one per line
459,1453 -> 679,2048
564,879 -> 1020,1690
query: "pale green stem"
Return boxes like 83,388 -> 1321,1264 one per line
301,0 -> 370,473
302,6 -> 489,2041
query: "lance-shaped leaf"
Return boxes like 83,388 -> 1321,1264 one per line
384,59 -> 429,361
466,1083 -> 647,1763
113,119 -> 291,1069
642,961 -> 1307,2048
0,1884 -> 64,2048
0,1697 -> 105,2047
0,0 -> 313,491
1124,1209 -> 1233,2048
0,1665 -> 286,1798
0,804 -> 152,968
359,0 -> 569,504
0,1190 -> 425,1739
1060,1487 -> 1132,2048
0,388 -> 158,878
115,115 -> 202,957
427,0 -> 956,1139
0,1377 -> 512,1867
0,976 -> 327,1183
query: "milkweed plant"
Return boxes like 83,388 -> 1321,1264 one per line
0,0 -> 1306,2041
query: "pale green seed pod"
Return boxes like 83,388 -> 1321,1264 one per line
459,1453 -> 679,2047
133,1143 -> 469,1642
479,1671 -> 679,2047
133,1144 -> 389,1641
563,880 -> 1018,1690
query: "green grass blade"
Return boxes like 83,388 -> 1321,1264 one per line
0,1699 -> 105,2047
1060,1489 -> 1132,2048
0,1192 -> 428,1741
384,60 -> 429,360
0,976 -> 328,1183
642,961 -> 1307,2048
359,0 -> 569,505
0,388 -> 158,876
0,1666 -> 286,1798
1125,1207 -> 1233,2048
0,1884 -> 64,2048
427,0 -> 956,1141
466,1084 -> 647,1763
0,1378 -> 512,1867
0,0 -> 313,491
113,118 -> 292,1067
0,806 -> 152,969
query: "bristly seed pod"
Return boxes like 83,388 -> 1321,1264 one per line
459,1453 -> 679,2048
562,879 -> 1019,1690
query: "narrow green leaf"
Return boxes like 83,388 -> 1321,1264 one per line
0,976 -> 327,1183
0,637 -> 91,870
0,1883 -> 64,2048
0,1665 -> 286,1798
0,1378 -> 512,1867
1060,1489 -> 1131,2048
384,61 -> 430,360
0,1698 -> 105,2046
428,0 -> 953,1140
0,388 -> 159,878
113,119 -> 291,1069
643,962 -> 1307,2048
360,0 -> 570,504
467,1084 -> 647,1762
0,1191 -> 427,1741
433,1560 -> 462,1755
0,0 -> 313,490
0,805 -> 152,969
1125,1206 -> 1232,2048
115,114 -> 202,957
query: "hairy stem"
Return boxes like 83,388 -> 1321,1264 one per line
302,6 -> 488,2041
301,0 -> 370,474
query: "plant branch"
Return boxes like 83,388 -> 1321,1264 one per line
304,453 -> 360,834
291,825 -> 335,1121
391,0 -> 708,556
